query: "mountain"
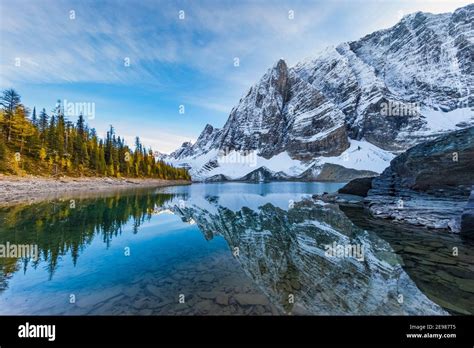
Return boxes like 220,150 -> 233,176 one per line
163,4 -> 473,181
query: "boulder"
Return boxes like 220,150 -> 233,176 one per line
338,177 -> 375,197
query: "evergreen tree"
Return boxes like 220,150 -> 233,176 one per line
0,89 -> 191,180
31,107 -> 37,126
73,114 -> 88,167
11,105 -> 35,153
0,89 -> 21,142
38,108 -> 49,145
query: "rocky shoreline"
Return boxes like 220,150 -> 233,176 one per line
0,175 -> 190,207
323,127 -> 474,236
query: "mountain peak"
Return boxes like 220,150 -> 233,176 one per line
272,58 -> 288,76
275,58 -> 287,69
270,59 -> 290,103
202,124 -> 214,133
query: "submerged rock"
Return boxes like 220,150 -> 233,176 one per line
339,203 -> 474,315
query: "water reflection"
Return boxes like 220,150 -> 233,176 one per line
0,189 -> 175,286
340,204 -> 474,315
0,183 -> 470,315
163,187 -> 446,315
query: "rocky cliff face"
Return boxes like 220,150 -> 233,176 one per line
164,4 -> 473,181
364,127 -> 474,233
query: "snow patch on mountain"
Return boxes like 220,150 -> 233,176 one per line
417,107 -> 473,133
315,139 -> 395,174
167,139 -> 394,181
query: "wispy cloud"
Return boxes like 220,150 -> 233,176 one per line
1,0 -> 471,152
2,0 -> 470,87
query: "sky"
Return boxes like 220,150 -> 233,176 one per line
0,0 -> 471,153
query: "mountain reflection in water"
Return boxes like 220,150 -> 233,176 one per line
0,183 -> 471,315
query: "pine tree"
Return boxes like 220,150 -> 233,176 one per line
0,89 -> 21,142
56,107 -> 66,157
38,108 -> 49,145
73,114 -> 88,167
0,89 -> 190,180
31,107 -> 37,127
47,114 -> 57,157
98,141 -> 106,175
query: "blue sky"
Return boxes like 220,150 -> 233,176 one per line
0,0 -> 470,153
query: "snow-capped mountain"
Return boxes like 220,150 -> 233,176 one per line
164,4 -> 473,181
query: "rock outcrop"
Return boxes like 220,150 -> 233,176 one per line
338,177 -> 375,197
314,164 -> 376,182
365,127 -> 474,233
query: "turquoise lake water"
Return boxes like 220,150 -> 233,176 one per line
0,182 -> 472,315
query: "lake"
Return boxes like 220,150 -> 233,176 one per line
0,182 -> 472,315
